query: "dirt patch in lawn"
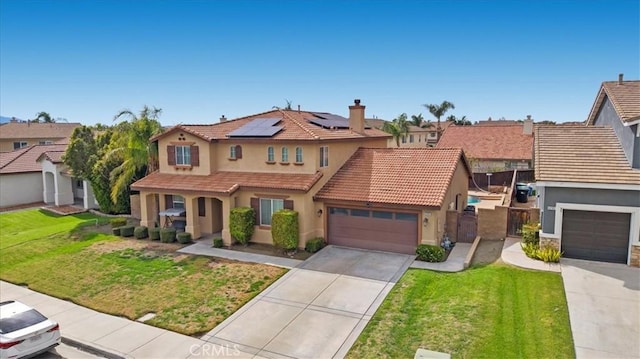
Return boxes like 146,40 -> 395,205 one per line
471,238 -> 505,266
88,238 -> 186,255
225,242 -> 314,260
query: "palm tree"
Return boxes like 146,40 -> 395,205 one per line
410,114 -> 423,127
109,106 -> 163,203
424,101 -> 455,141
32,111 -> 55,123
447,115 -> 471,126
382,113 -> 410,147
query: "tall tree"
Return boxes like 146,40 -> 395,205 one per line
410,113 -> 434,129
109,106 -> 163,203
32,111 -> 55,123
62,126 -> 98,180
424,101 -> 455,141
382,113 -> 410,147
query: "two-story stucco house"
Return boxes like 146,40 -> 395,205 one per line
535,75 -> 640,267
0,121 -> 81,152
132,100 -> 472,254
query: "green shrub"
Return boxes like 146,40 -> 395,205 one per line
112,227 -> 121,236
521,222 -> 540,244
230,207 -> 256,245
120,225 -> 135,237
134,226 -> 148,239
110,218 -> 127,228
149,227 -> 161,241
416,244 -> 445,262
213,237 -> 224,248
271,210 -> 299,251
177,232 -> 192,244
521,241 -> 539,257
305,237 -> 325,253
521,242 -> 562,263
160,228 -> 177,243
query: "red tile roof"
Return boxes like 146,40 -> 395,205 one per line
314,148 -> 470,207
0,144 -> 68,174
586,80 -> 640,124
436,125 -> 533,160
37,151 -> 66,164
153,109 -> 390,142
0,122 -> 81,140
131,170 -> 323,195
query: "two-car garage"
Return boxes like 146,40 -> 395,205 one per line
327,207 -> 419,255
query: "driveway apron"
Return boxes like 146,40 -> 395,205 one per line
202,246 -> 413,359
561,258 -> 640,359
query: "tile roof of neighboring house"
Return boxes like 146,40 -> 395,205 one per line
37,151 -> 66,164
314,148 -> 470,207
436,125 -> 534,160
0,144 -> 68,174
153,109 -> 390,142
535,126 -> 640,185
586,80 -> 640,125
131,170 -> 323,195
0,122 -> 81,140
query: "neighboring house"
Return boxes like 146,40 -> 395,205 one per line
132,100 -> 471,254
0,143 -> 97,209
436,120 -> 534,172
0,121 -> 81,152
585,75 -> 640,168
365,118 -> 453,147
535,126 -> 640,267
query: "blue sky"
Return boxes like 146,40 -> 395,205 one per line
1,0 -> 638,126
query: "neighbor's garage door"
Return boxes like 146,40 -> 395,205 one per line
327,207 -> 418,254
561,210 -> 630,264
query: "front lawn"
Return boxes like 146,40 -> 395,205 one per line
0,209 -> 286,336
348,265 -> 575,359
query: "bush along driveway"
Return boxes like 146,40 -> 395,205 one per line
348,264 -> 575,359
0,209 -> 286,336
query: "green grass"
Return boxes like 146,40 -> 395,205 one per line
348,265 -> 575,359
0,209 -> 286,336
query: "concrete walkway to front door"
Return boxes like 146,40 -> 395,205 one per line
201,246 -> 414,359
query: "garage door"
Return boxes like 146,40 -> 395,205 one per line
561,210 -> 630,264
327,207 -> 418,254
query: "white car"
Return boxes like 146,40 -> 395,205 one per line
0,301 -> 60,359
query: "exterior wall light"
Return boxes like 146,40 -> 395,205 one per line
317,209 -> 323,217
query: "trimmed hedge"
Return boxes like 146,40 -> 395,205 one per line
160,228 -> 177,243
110,218 -> 127,228
230,207 -> 255,245
149,227 -> 161,241
521,223 -> 540,244
305,237 -> 325,253
177,232 -> 192,244
112,227 -> 121,236
120,225 -> 135,237
272,209 -> 299,251
134,226 -> 148,239
416,244 -> 445,262
213,237 -> 224,248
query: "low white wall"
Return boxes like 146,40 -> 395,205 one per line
0,172 -> 44,208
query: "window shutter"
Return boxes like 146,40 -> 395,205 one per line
165,194 -> 172,209
198,197 -> 206,216
236,145 -> 243,159
284,200 -> 294,210
250,197 -> 260,225
191,146 -> 200,166
167,145 -> 176,165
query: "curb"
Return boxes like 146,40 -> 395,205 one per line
62,336 -> 130,359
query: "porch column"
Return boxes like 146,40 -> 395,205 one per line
185,195 -> 201,239
54,172 -> 73,206
221,197 -> 232,245
83,180 -> 98,209
139,192 -> 157,228
42,172 -> 55,204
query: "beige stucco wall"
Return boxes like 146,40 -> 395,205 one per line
158,132 -> 212,175
434,161 -> 471,241
214,142 -> 316,174
0,172 -> 43,207
0,138 -> 61,153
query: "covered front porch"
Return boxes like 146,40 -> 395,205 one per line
138,192 -> 231,242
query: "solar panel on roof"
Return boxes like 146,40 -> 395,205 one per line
307,112 -> 371,129
228,118 -> 283,137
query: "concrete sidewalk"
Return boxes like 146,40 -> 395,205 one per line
178,240 -> 302,269
409,242 -> 471,272
501,236 -> 561,272
0,281 -> 253,358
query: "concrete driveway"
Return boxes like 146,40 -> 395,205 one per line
561,258 -> 640,358
202,245 -> 413,358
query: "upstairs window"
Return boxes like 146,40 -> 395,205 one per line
409,134 -> 414,143
320,146 -> 329,168
401,136 -> 407,144
39,140 -> 53,145
281,147 -> 289,162
267,146 -> 275,162
230,145 -> 236,159
175,145 -> 191,165
13,141 -> 27,150
295,147 -> 303,163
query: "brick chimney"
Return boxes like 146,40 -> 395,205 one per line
523,115 -> 533,135
219,115 -> 227,123
10,117 -> 17,123
349,99 -> 365,134
618,73 -> 624,85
